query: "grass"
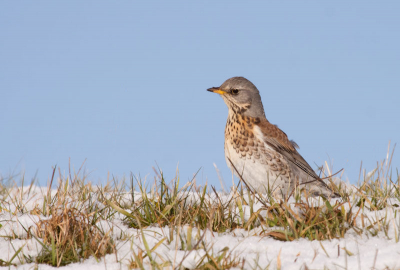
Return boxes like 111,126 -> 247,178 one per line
0,145 -> 399,269
34,207 -> 115,266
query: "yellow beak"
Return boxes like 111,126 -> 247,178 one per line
207,87 -> 226,95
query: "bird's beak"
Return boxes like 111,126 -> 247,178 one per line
207,87 -> 226,95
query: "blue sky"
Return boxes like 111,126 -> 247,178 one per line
1,1 -> 399,187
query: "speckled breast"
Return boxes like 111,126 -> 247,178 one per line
224,113 -> 292,193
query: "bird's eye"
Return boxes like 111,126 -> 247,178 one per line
231,89 -> 239,94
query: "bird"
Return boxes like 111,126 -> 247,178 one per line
207,76 -> 339,198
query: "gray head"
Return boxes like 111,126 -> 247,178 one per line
207,77 -> 266,118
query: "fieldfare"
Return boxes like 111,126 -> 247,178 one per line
208,77 -> 339,198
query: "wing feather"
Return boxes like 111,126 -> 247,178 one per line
257,119 -> 319,179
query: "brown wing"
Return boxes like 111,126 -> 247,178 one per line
257,119 -> 320,180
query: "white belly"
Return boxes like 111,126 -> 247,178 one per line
224,136 -> 289,195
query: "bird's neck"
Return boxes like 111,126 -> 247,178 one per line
226,102 -> 266,119
227,109 -> 268,124
226,110 -> 268,130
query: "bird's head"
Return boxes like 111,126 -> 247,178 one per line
207,77 -> 266,118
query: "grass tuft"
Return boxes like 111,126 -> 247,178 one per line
34,207 -> 115,266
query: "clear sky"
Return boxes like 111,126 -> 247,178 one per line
1,1 -> 399,187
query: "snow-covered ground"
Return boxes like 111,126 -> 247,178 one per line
1,184 -> 399,270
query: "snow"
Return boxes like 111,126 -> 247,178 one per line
1,185 -> 400,269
